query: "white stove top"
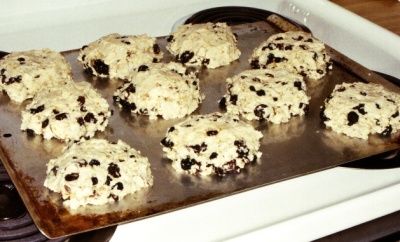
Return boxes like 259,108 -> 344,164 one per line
1,0 -> 400,241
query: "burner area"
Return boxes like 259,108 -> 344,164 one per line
0,162 -> 68,242
184,6 -> 309,31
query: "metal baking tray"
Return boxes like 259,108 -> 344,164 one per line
1,20 -> 400,238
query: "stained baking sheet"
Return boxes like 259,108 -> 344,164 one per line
1,21 -> 400,238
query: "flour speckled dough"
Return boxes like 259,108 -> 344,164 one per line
78,33 -> 163,79
21,81 -> 111,142
249,31 -> 332,80
0,48 -> 73,103
166,22 -> 241,69
220,68 -> 310,124
113,62 -> 204,120
161,112 -> 263,176
321,82 -> 400,140
44,139 -> 153,209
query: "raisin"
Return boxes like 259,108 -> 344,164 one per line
381,125 -> 393,136
294,81 -> 302,91
51,166 -> 58,176
153,44 -> 161,54
124,84 -> 136,94
55,113 -> 68,120
93,59 -> 109,75
105,176 -> 112,186
256,90 -> 266,96
30,104 -> 45,114
161,137 -> 174,148
84,112 -> 97,123
121,40 -> 130,45
91,177 -> 98,185
108,194 -> 119,201
392,111 -> 399,118
254,104 -> 267,120
202,59 -> 210,65
168,126 -> 175,133
219,97 -> 227,109
77,96 -> 86,105
166,35 -> 174,42
65,173 -> 79,181
230,95 -> 238,105
353,104 -> 367,115
6,76 -> 22,85
108,163 -> 121,178
347,111 -> 359,126
190,142 -> 207,154
26,129 -> 35,136
181,157 -> 194,170
179,51 -> 194,64
249,86 -> 256,92
209,152 -> 218,159
112,182 -> 124,190
89,159 -> 101,166
77,117 -> 85,126
42,119 -> 49,128
138,65 -> 149,72
250,59 -> 260,69
207,130 -> 218,136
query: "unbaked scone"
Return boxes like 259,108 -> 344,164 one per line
220,68 -> 310,124
21,81 -> 111,142
78,33 -> 163,79
0,48 -> 73,102
44,139 -> 153,209
113,62 -> 204,120
249,31 -> 332,79
166,22 -> 241,69
321,82 -> 400,139
161,112 -> 263,176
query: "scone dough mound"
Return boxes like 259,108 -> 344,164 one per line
249,31 -> 332,79
166,22 -> 241,69
161,112 -> 263,176
321,82 -> 400,139
78,33 -> 163,79
0,48 -> 73,102
44,139 -> 153,209
113,62 -> 204,120
21,81 -> 111,142
220,68 -> 310,124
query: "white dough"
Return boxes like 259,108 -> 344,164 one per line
113,62 -> 204,120
0,48 -> 73,102
249,31 -> 332,79
221,68 -> 310,124
78,33 -> 163,79
161,112 -> 263,176
166,22 -> 241,69
44,139 -> 153,209
321,82 -> 400,139
21,81 -> 111,142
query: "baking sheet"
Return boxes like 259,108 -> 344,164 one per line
1,21 -> 400,238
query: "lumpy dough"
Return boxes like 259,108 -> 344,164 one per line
321,82 -> 400,139
166,22 -> 241,69
44,139 -> 153,209
20,81 -> 111,142
161,112 -> 263,176
249,31 -> 332,80
78,33 -> 163,79
220,68 -> 310,124
0,48 -> 73,102
113,62 -> 204,120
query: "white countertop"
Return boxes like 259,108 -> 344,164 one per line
1,0 -> 400,241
